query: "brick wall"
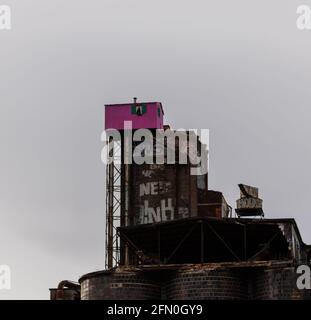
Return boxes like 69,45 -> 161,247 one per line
50,288 -> 80,300
79,266 -> 311,300
252,267 -> 311,300
80,270 -> 161,300
164,269 -> 248,300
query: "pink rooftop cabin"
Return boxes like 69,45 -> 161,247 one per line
105,100 -> 164,130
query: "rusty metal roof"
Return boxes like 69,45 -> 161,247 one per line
118,217 -> 302,265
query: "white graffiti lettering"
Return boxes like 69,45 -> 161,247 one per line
178,207 -> 190,218
139,182 -> 171,196
139,199 -> 174,224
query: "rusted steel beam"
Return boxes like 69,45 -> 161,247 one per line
166,223 -> 198,263
118,230 -> 154,264
201,220 -> 204,263
244,224 -> 247,260
157,227 -> 161,263
248,230 -> 281,261
131,259 -> 294,271
205,221 -> 241,261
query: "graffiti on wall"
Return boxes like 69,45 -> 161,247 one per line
134,165 -> 173,224
134,164 -> 190,224
139,198 -> 174,224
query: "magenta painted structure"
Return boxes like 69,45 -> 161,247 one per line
105,102 -> 164,130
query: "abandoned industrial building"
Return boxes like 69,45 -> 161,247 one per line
50,100 -> 311,300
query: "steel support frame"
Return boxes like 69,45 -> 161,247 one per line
105,138 -> 122,269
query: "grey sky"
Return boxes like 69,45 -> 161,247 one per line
0,0 -> 310,299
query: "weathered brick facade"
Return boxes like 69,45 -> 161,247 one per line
252,267 -> 311,300
80,270 -> 161,300
77,263 -> 311,300
164,269 -> 248,300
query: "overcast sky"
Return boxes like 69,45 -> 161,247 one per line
1,0 -> 311,299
